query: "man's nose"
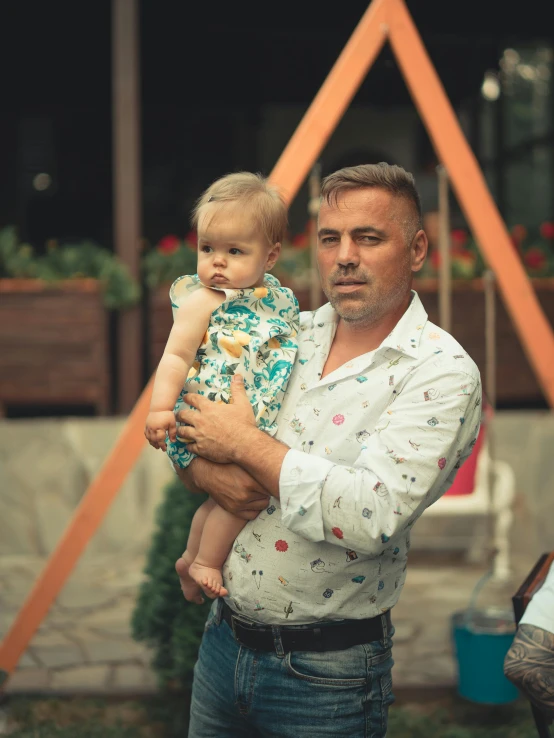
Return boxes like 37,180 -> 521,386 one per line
336,238 -> 360,267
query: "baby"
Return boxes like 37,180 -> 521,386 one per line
145,172 -> 299,603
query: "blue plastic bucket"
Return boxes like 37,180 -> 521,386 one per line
451,606 -> 519,704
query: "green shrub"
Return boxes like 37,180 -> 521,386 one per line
131,476 -> 211,690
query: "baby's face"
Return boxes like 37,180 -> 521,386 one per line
196,204 -> 280,290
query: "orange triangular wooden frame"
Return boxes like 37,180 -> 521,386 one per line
269,0 -> 554,407
1,0 -> 553,688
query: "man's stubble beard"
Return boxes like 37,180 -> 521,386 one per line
321,266 -> 412,326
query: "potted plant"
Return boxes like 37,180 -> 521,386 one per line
414,223 -> 554,406
0,226 -> 140,416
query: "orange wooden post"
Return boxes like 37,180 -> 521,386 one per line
387,0 -> 554,407
269,0 -> 388,204
0,378 -> 153,687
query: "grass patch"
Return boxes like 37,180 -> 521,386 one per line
389,694 -> 537,737
2,692 -> 537,737
3,698 -> 166,738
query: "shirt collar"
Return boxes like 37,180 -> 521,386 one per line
377,291 -> 428,359
311,290 -> 428,360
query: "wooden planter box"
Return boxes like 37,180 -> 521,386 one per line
148,284 -> 173,374
0,279 -> 110,416
415,278 -> 554,406
148,279 -> 554,406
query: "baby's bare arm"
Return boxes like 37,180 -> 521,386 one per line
145,288 -> 224,446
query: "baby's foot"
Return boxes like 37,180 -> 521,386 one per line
189,561 -> 229,599
175,554 -> 204,605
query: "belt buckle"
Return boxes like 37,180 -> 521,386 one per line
230,613 -> 251,646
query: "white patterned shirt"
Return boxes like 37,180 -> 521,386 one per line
223,291 -> 482,624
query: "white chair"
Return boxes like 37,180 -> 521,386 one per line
421,440 -> 516,581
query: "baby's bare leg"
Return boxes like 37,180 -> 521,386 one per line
176,498 -> 216,604
189,504 -> 248,599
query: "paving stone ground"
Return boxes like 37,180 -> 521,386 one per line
1,414 -> 548,694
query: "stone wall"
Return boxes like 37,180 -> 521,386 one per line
0,412 -> 553,693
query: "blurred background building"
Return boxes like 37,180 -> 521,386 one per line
1,0 -> 553,414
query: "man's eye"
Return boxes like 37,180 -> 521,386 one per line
320,237 -> 337,245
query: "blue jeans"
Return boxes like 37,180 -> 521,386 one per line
188,601 -> 395,737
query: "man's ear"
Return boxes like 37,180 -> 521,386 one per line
266,242 -> 282,271
411,230 -> 428,273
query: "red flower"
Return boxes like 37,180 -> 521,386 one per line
157,235 -> 180,254
275,539 -> 288,552
451,229 -> 468,248
453,250 -> 476,264
185,230 -> 198,249
430,249 -> 441,270
524,247 -> 548,271
438,457 -> 446,470
332,527 -> 344,539
540,222 -> 554,240
292,232 -> 309,249
510,224 -> 527,243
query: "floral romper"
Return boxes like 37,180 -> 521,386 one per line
166,272 -> 300,469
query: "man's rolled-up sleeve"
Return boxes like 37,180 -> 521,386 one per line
280,369 -> 482,555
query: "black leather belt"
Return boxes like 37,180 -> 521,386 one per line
220,600 -> 391,653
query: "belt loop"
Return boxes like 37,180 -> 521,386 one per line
380,612 -> 388,640
215,598 -> 223,625
271,626 -> 285,658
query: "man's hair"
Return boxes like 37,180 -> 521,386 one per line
321,162 -> 423,239
191,172 -> 288,246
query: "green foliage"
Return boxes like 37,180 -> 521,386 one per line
0,226 -> 141,310
270,245 -> 313,293
388,697 -> 536,737
131,475 -> 211,691
141,241 -> 197,290
6,726 -> 144,737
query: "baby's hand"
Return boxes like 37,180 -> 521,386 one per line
145,410 -> 177,451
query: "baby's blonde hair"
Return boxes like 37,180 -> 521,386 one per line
191,172 -> 288,246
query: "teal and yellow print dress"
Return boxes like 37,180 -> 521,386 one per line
166,272 -> 300,469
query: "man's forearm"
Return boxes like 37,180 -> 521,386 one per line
504,624 -> 554,714
174,460 -> 205,495
230,426 -> 289,498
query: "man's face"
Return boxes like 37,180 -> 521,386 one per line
317,187 -> 427,326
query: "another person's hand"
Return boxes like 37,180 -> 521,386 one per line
176,375 -> 257,463
145,410 -> 177,451
176,458 -> 269,520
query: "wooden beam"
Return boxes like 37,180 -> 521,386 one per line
113,0 -> 142,413
269,0 -> 389,204
388,0 -> 554,406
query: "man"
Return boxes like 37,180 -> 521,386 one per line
175,163 -> 482,737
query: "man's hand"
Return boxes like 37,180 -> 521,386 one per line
176,375 -> 259,463
176,457 -> 270,520
145,409 -> 177,451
